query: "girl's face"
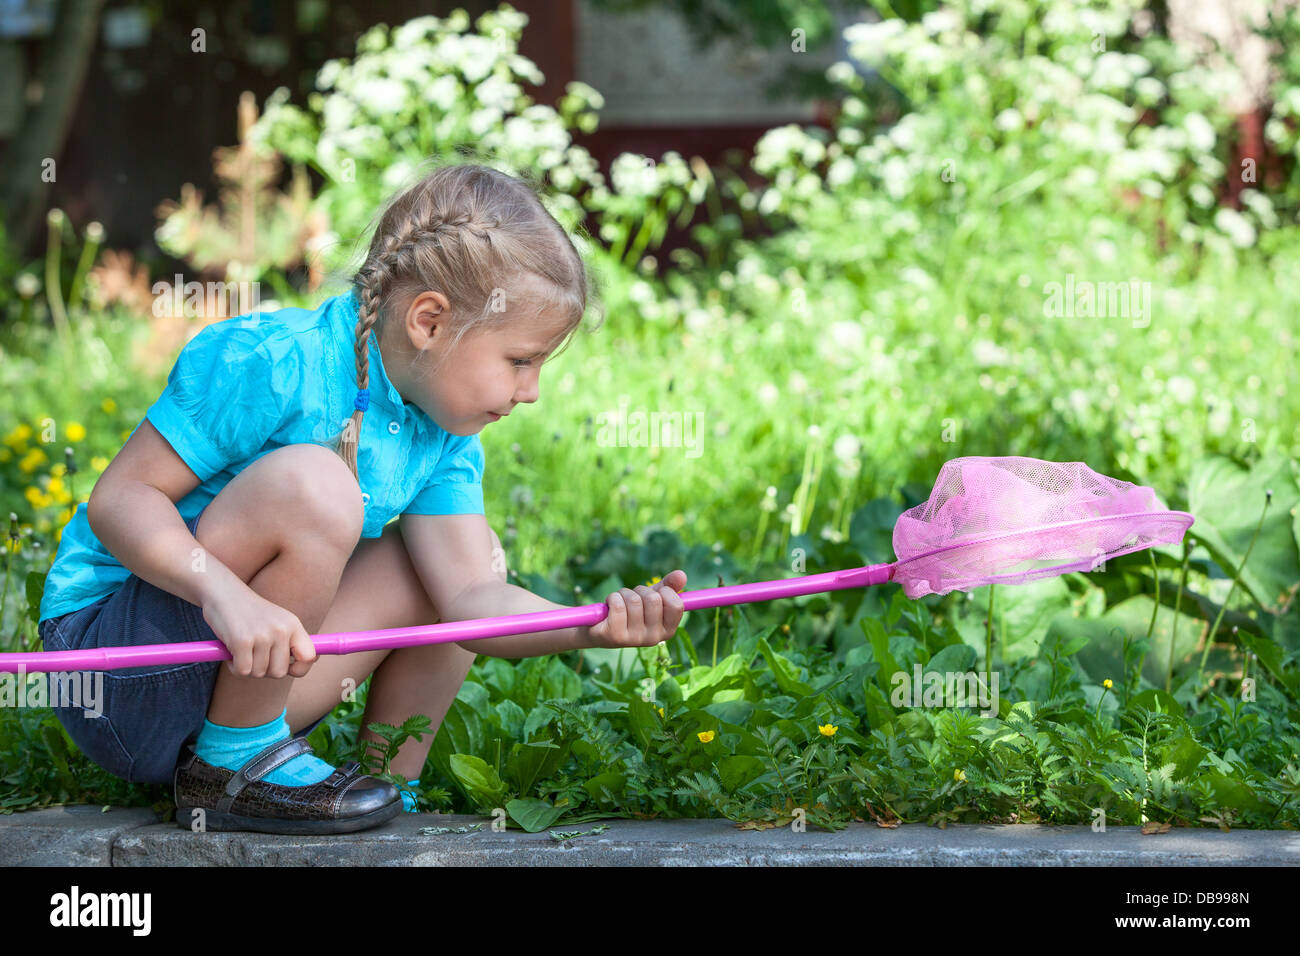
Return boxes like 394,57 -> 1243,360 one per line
381,287 -> 571,437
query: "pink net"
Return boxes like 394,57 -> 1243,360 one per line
890,457 -> 1194,598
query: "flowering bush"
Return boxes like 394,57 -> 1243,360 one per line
250,5 -> 711,282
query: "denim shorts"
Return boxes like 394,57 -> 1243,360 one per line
36,507 -> 329,786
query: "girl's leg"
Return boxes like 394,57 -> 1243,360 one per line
284,520 -> 508,781
195,443 -> 365,728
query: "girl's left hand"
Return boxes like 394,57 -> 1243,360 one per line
587,570 -> 688,649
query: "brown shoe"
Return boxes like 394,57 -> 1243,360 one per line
173,736 -> 402,835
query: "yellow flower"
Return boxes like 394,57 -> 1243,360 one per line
6,538 -> 19,554
954,768 -> 967,782
781,624 -> 790,634
51,463 -> 66,477
697,730 -> 715,743
647,575 -> 661,586
101,398 -> 117,414
91,456 -> 108,472
66,422 -> 86,442
657,707 -> 665,718
24,487 -> 43,506
48,477 -> 65,496
1103,679 -> 1113,689
19,448 -> 47,473
818,723 -> 838,737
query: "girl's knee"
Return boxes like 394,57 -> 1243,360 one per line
257,444 -> 365,548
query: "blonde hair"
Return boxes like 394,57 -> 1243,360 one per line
327,161 -> 600,482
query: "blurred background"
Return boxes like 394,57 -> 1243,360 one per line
1,1 -> 1298,823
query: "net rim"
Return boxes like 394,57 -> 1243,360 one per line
890,509 -> 1196,571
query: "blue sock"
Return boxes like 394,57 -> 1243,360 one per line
402,779 -> 421,813
195,708 -> 335,787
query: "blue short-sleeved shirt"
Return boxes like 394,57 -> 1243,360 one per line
38,288 -> 486,622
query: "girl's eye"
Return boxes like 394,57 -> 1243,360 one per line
512,358 -> 532,368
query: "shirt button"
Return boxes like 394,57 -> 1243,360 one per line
361,492 -> 371,507
388,421 -> 401,435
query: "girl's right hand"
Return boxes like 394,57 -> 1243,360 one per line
202,582 -> 318,679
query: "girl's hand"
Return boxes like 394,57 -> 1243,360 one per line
587,570 -> 688,649
202,579 -> 319,679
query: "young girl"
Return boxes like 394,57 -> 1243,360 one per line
36,163 -> 688,835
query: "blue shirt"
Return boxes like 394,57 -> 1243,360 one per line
39,288 -> 486,622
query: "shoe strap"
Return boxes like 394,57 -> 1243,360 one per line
216,736 -> 316,813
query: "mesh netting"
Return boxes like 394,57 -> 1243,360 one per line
891,457 -> 1194,598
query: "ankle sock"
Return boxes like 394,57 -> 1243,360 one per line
402,779 -> 421,813
195,708 -> 336,787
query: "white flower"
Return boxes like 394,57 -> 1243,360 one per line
1183,113 -> 1216,153
833,434 -> 862,463
1214,207 -> 1256,247
1166,375 -> 1196,404
454,34 -> 499,83
993,108 -> 1023,132
351,78 -> 406,115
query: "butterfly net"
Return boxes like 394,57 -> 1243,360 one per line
890,457 -> 1194,598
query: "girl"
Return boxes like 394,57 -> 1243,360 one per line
36,163 -> 688,835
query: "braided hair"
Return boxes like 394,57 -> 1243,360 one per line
331,162 -> 599,482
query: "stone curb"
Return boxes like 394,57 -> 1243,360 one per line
3,806 -> 1299,866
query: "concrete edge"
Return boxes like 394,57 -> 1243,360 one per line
4,806 -> 1299,866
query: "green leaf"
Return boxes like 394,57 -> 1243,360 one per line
682,653 -> 748,707
717,755 -> 765,791
541,658 -> 582,701
504,733 -> 568,795
583,771 -> 626,805
495,699 -> 526,741
923,643 -> 977,675
506,797 -> 567,833
1202,772 -> 1266,814
863,617 -> 904,698
1103,596 -> 1206,685
1238,632 -> 1299,694
1048,616 -> 1128,684
515,657 -> 547,710
703,698 -> 754,726
522,703 -> 557,741
1185,453 -> 1300,612
448,754 -> 508,811
427,699 -> 485,789
848,497 -> 904,564
1128,688 -> 1186,723
25,571 -> 46,624
954,578 -> 1074,662
863,681 -> 896,735
756,636 -> 815,696
627,697 -> 661,749
1159,735 -> 1208,781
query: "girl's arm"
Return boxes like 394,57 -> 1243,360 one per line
442,580 -> 589,658
399,512 -> 686,659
